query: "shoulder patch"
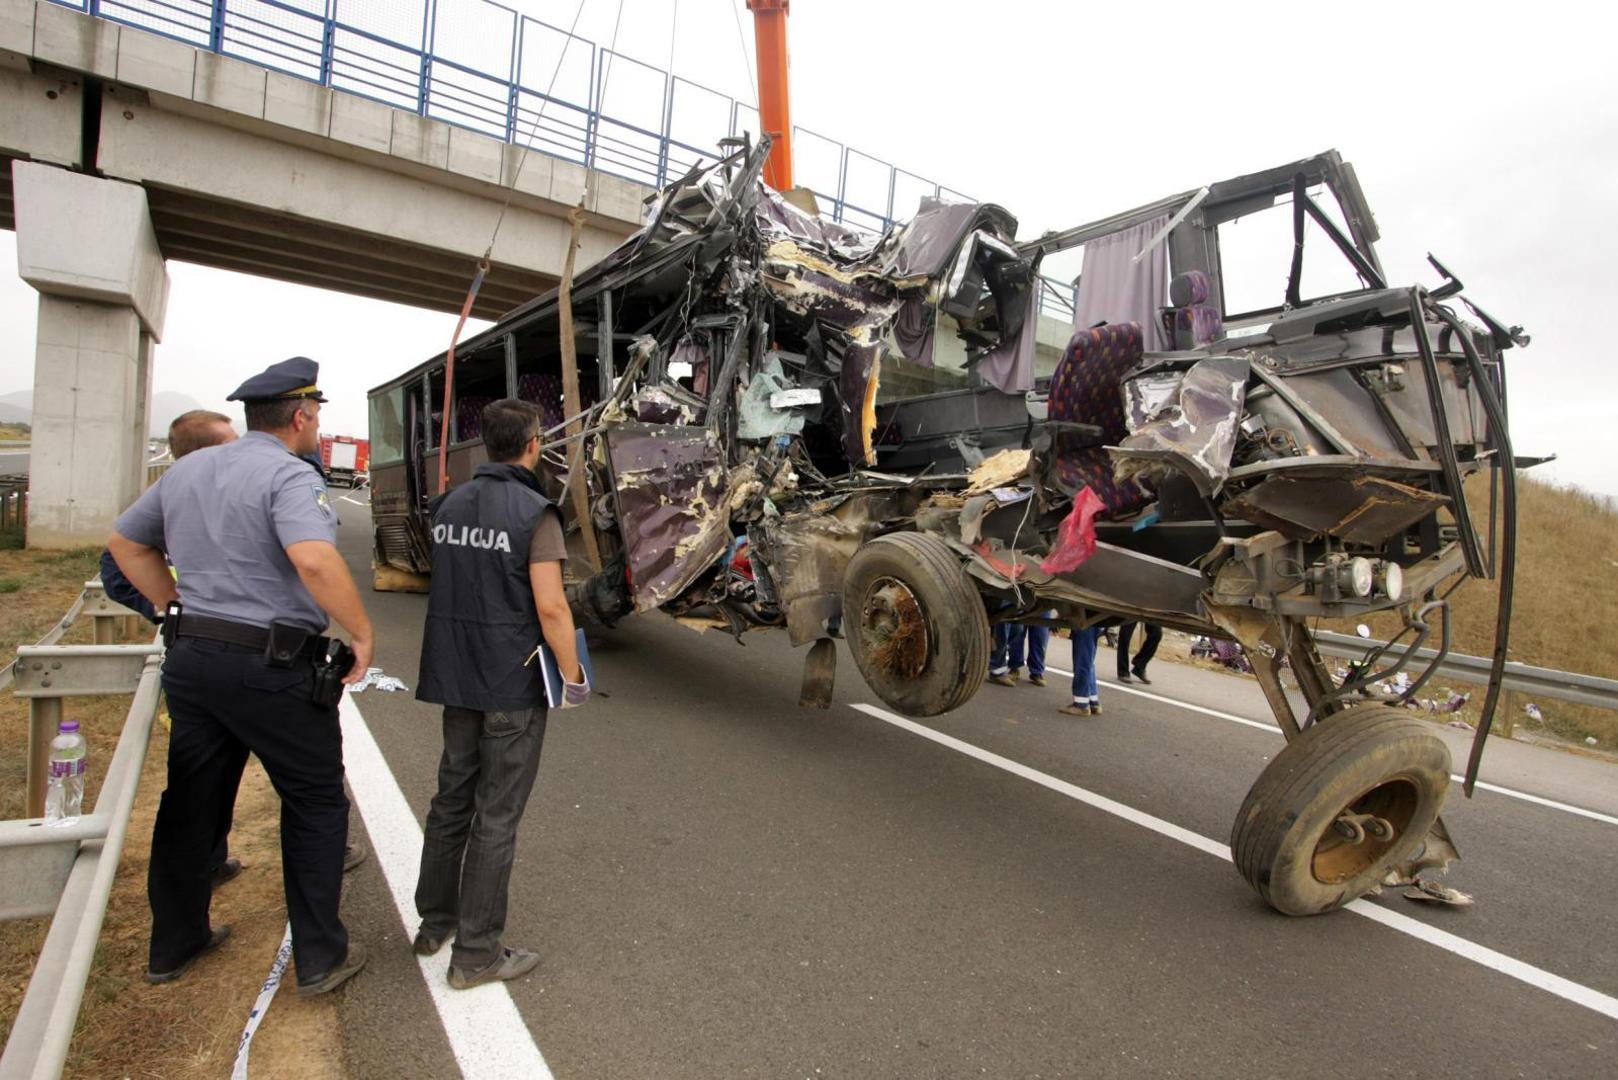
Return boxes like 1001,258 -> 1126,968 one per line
314,484 -> 333,517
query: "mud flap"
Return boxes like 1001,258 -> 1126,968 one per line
799,637 -> 837,709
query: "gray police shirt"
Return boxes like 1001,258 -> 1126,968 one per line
113,431 -> 338,632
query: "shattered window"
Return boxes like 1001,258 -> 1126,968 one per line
369,385 -> 406,466
876,310 -> 974,403
1216,186 -> 1370,318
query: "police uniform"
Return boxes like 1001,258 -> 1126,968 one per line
414,461 -> 565,974
114,358 -> 355,985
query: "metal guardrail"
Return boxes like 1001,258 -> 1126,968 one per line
0,476 -> 24,535
1312,630 -> 1618,711
48,0 -> 971,231
0,645 -> 163,1080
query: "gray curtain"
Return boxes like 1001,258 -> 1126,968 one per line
1073,216 -> 1170,351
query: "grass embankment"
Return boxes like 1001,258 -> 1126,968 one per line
1326,472 -> 1618,751
0,542 -> 344,1078
0,423 -> 29,441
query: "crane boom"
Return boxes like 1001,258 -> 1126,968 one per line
746,0 -> 793,191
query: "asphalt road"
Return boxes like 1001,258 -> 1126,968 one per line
0,450 -> 28,475
329,503 -> 1618,1078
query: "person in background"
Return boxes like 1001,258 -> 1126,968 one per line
108,357 -> 373,995
1060,625 -> 1103,716
99,410 -> 238,624
413,398 -> 589,990
1115,621 -> 1163,684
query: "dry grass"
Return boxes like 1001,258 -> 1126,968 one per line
1,549 -> 346,1078
1327,472 -> 1618,750
0,423 -> 29,440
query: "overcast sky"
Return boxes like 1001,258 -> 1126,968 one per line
3,0 -> 1615,494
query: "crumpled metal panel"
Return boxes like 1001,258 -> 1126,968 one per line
605,424 -> 731,612
759,502 -> 868,646
1114,355 -> 1250,496
1225,473 -> 1448,545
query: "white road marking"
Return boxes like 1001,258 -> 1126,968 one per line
339,494 -> 369,506
851,702 -> 1618,1023
339,695 -> 555,1079
1043,666 -> 1618,827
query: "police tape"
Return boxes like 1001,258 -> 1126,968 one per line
230,922 -> 294,1080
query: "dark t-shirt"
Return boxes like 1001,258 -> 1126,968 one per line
528,507 -> 567,565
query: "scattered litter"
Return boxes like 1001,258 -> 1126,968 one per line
1587,736 -> 1600,747
1403,878 -> 1475,907
1446,719 -> 1471,730
964,448 -> 1031,495
1524,702 -> 1544,723
347,667 -> 410,693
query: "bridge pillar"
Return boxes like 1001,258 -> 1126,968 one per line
12,161 -> 169,549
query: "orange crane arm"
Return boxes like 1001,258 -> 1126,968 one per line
746,0 -> 793,191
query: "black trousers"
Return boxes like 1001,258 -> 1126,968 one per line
150,638 -> 350,977
1117,622 -> 1163,677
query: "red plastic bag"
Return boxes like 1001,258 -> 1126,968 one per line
1039,487 -> 1103,574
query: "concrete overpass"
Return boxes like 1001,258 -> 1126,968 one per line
1,0 -> 653,546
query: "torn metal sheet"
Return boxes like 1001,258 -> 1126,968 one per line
604,423 -> 731,612
1114,355 -> 1250,496
1225,473 -> 1448,545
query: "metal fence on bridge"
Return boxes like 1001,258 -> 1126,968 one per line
47,0 -> 974,232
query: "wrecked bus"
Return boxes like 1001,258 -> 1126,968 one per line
368,143 -> 1523,916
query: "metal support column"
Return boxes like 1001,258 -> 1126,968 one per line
26,698 -> 62,819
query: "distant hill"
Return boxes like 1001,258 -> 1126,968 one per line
0,389 -> 207,436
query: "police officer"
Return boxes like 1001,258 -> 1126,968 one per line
108,357 -> 373,994
413,397 -> 588,990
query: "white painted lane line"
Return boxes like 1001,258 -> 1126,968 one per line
1043,666 -> 1618,827
1045,666 -> 1278,733
339,696 -> 555,1079
338,494 -> 369,506
850,702 -> 1618,1023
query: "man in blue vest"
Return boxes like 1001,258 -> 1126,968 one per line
413,397 -> 590,990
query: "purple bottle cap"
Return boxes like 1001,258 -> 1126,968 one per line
60,720 -> 80,733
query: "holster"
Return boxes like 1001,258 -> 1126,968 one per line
310,639 -> 356,708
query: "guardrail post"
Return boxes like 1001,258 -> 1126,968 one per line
417,0 -> 436,116
319,0 -> 337,85
208,0 -> 226,52
584,48 -> 601,170
656,74 -> 674,188
26,696 -> 62,819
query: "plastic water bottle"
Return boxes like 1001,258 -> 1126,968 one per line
44,720 -> 87,826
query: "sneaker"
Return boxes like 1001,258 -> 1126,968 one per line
414,928 -> 449,957
1028,673 -> 1046,687
448,947 -> 542,990
209,856 -> 244,889
988,672 -> 1017,687
297,942 -> 368,997
1091,702 -> 1104,715
1058,703 -> 1090,717
344,840 -> 368,873
146,925 -> 232,985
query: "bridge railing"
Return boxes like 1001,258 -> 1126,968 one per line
51,0 -> 967,229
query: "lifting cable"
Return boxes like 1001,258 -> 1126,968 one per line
436,0 -> 595,493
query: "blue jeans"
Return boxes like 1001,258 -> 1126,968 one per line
1069,627 -> 1100,704
1008,624 -> 1049,676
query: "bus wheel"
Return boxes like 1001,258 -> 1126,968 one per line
1231,705 -> 1451,915
842,532 -> 990,717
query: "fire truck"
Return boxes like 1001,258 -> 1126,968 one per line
319,434 -> 369,488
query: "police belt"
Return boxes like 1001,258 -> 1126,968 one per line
173,613 -> 331,659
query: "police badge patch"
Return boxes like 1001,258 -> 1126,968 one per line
314,485 -> 333,517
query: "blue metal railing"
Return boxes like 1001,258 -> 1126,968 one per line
51,0 -> 964,229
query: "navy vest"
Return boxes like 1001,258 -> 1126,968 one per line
416,463 -> 552,711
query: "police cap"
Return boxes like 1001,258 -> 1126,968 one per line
226,357 -> 329,403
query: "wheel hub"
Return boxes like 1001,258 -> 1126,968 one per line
859,577 -> 929,679
1312,779 -> 1420,884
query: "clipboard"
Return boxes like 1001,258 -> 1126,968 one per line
531,628 -> 594,709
